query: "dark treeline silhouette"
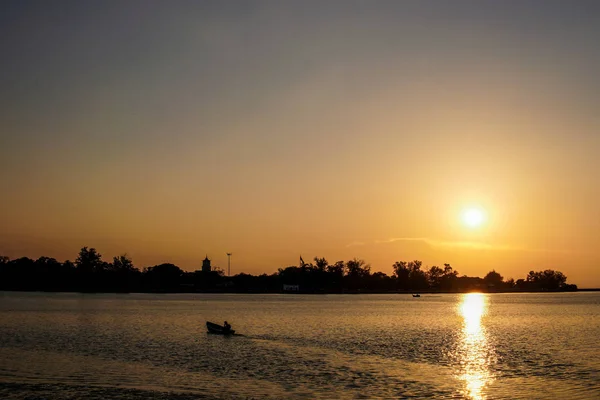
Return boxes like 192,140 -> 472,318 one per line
0,248 -> 578,294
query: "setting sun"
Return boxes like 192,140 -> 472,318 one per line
462,207 -> 487,228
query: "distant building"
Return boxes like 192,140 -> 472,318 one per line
202,255 -> 211,273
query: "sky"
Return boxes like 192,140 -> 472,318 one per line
1,1 -> 599,287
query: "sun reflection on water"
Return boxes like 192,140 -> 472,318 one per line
458,293 -> 493,400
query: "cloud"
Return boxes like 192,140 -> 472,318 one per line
375,237 -> 563,253
346,237 -> 568,254
375,237 -> 428,245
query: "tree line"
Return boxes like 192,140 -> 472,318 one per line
0,247 -> 577,293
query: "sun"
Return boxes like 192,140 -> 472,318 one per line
461,207 -> 486,228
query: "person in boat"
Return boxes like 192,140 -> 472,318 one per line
223,321 -> 232,333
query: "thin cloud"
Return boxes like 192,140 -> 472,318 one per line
375,237 -> 428,244
375,237 -> 565,253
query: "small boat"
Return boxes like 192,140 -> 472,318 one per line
412,294 -> 421,298
206,321 -> 235,335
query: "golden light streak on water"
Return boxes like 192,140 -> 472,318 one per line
458,293 -> 493,400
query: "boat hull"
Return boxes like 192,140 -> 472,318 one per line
206,321 -> 235,335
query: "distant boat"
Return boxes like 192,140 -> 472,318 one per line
412,294 -> 421,298
206,321 -> 235,335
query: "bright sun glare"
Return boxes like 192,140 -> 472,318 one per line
461,207 -> 486,228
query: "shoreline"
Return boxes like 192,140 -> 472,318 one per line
2,288 -> 596,295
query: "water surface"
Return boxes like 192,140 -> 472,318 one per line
0,292 -> 598,399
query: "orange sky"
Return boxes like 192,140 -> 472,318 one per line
1,2 -> 599,287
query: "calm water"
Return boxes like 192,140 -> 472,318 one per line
0,292 -> 598,399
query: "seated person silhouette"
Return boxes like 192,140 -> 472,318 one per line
223,321 -> 232,333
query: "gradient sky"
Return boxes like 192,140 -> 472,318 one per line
1,1 -> 599,286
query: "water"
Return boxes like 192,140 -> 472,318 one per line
0,292 -> 598,399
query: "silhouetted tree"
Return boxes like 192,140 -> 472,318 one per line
346,258 -> 370,278
4,257 -> 35,290
427,265 -> 444,289
0,248 -> 579,293
505,278 -> 515,289
326,261 -> 345,292
143,263 -> 184,292
74,247 -> 107,291
76,247 -> 104,273
105,254 -> 140,292
369,271 -> 395,292
440,264 -> 459,290
31,256 -> 62,291
484,270 -> 504,289
111,254 -> 136,272
314,257 -> 328,271
327,261 -> 345,276
345,258 -> 371,291
407,260 -> 428,290
393,261 -> 410,290
526,269 -> 568,291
